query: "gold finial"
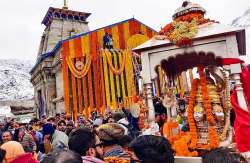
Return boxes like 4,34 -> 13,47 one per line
63,0 -> 68,9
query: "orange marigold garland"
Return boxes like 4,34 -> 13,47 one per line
104,157 -> 130,163
158,13 -> 217,47
197,67 -> 215,125
197,66 -> 219,149
187,78 -> 198,149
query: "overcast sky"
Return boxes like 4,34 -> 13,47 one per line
0,0 -> 249,62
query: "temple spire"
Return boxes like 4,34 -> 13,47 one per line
63,0 -> 68,9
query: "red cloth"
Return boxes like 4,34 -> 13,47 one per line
222,58 -> 244,65
231,66 -> 250,152
10,153 -> 37,163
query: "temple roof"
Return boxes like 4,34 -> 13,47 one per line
42,7 -> 91,27
133,22 -> 246,56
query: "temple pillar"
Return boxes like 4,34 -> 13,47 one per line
141,51 -> 155,122
230,63 -> 247,111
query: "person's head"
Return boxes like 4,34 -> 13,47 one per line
47,117 -> 55,124
2,131 -> 12,143
129,135 -> 174,163
154,103 -> 167,127
60,113 -> 66,120
0,122 -> 4,129
12,122 -> 19,129
41,149 -> 82,163
119,135 -> 133,151
112,112 -> 125,122
106,117 -> 114,123
96,123 -> 125,148
0,141 -> 25,163
41,115 -> 47,121
42,123 -> 55,140
57,120 -> 66,132
66,114 -> 72,121
56,113 -> 60,119
68,128 -> 103,158
202,147 -> 247,163
17,127 -> 26,140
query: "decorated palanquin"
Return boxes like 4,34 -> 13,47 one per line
133,0 -> 248,159
61,18 -> 156,120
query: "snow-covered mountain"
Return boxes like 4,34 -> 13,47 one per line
232,8 -> 250,63
0,59 -> 34,101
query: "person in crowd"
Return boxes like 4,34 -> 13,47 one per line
66,114 -> 74,127
41,115 -> 47,124
27,125 -> 43,153
202,147 -> 247,163
40,148 -> 82,163
55,113 -> 61,123
0,122 -> 5,141
47,117 -> 57,129
0,148 -> 6,163
68,127 -> 104,163
154,102 -> 167,130
18,127 -> 37,153
119,135 -> 133,152
42,123 -> 68,153
1,141 -> 37,163
105,117 -> 115,124
1,131 -> 12,144
96,123 -> 130,159
57,120 -> 66,132
65,122 -> 74,136
60,113 -> 66,120
129,135 -> 174,163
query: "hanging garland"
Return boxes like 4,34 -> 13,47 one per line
197,67 -> 215,125
103,49 -> 126,75
220,70 -> 231,141
187,68 -> 219,150
187,78 -> 199,149
198,66 -> 219,149
66,54 -> 92,78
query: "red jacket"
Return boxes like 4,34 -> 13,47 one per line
10,153 -> 37,163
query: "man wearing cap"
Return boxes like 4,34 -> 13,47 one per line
42,123 -> 68,153
96,123 -> 130,160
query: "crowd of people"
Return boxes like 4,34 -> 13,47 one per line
0,107 -> 247,163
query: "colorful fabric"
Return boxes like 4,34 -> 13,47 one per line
103,145 -> 130,159
231,66 -> 250,153
10,153 -> 38,163
1,141 -> 25,163
82,156 -> 104,163
20,133 -> 37,153
61,19 -> 156,118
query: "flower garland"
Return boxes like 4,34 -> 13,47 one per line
220,70 -> 231,141
168,20 -> 198,46
197,66 -> 219,149
103,49 -> 126,75
66,54 -> 92,78
187,68 -> 220,150
158,13 -> 216,47
104,157 -> 130,163
197,67 -> 215,125
172,132 -> 198,157
187,78 -> 199,149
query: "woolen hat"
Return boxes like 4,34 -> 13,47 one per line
96,123 -> 125,142
42,123 -> 55,135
